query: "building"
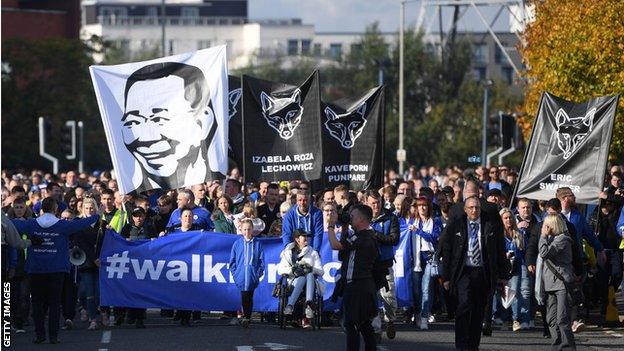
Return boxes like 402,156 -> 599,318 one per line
2,0 -> 81,39
80,0 -> 523,91
423,31 -> 523,88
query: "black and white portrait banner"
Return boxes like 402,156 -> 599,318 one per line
89,46 -> 229,194
320,86 -> 385,190
514,92 -> 619,204
242,71 -> 322,182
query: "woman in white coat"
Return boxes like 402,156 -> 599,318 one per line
277,229 -> 323,326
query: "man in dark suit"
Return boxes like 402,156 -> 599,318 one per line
441,196 -> 509,351
443,179 -> 502,332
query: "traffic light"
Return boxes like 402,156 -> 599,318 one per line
500,114 -> 515,149
487,113 -> 501,147
61,121 -> 76,159
44,119 -> 53,142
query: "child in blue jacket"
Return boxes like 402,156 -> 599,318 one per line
229,218 -> 264,328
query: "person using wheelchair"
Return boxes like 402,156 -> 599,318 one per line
277,229 -> 323,328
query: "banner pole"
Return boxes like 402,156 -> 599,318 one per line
509,93 -> 545,205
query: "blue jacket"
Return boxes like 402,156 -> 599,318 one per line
564,208 -> 603,253
281,205 -> 323,252
371,210 -> 400,263
229,237 -> 264,291
166,206 -> 214,231
12,213 -> 99,273
410,217 -> 443,246
504,235 -> 525,274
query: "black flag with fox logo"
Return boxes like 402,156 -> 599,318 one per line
242,71 -> 322,182
317,86 -> 385,190
228,75 -> 243,168
513,92 -> 619,204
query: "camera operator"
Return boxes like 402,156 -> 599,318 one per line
326,204 -> 380,351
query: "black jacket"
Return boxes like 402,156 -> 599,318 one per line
120,223 -> 157,241
73,220 -> 106,272
338,228 -> 380,283
440,214 -> 509,295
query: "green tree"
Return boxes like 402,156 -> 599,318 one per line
521,0 -> 624,163
2,38 -> 108,171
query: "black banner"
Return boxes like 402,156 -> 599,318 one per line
242,71 -> 322,182
513,92 -> 619,204
228,75 -> 243,168
317,86 -> 385,190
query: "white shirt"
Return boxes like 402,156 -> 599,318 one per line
464,218 -> 483,267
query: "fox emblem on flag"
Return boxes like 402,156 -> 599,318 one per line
324,103 -> 367,149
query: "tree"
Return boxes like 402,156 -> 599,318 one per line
233,23 -> 523,169
521,0 -> 624,163
1,38 -> 108,171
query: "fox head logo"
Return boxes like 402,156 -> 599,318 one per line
324,103 -> 367,149
554,107 -> 596,159
228,88 -> 242,119
259,89 -> 303,140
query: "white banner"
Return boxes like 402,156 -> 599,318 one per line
90,46 -> 229,194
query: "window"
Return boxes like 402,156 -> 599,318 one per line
100,6 -> 127,18
313,43 -> 322,56
301,40 -> 311,55
146,7 -> 158,17
329,43 -> 342,60
350,43 -> 362,56
287,40 -> 299,55
198,40 -> 211,50
501,66 -> 514,85
473,43 -> 488,64
471,67 -> 487,82
495,43 -> 507,64
181,7 -> 199,17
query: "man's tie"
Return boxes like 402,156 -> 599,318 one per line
469,222 -> 481,266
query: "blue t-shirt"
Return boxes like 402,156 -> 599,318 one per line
166,206 -> 213,231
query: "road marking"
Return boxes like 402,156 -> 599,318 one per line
263,343 -> 303,350
101,330 -> 112,343
99,349 -> 108,351
605,330 -> 623,338
236,347 -> 254,351
377,346 -> 391,351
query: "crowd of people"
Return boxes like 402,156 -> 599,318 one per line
1,164 -> 623,350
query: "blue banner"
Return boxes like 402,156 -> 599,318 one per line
99,229 -> 415,312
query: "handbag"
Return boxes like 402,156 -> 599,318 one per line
544,259 -> 584,307
429,251 -> 443,278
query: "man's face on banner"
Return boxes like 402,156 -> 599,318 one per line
122,75 -> 211,178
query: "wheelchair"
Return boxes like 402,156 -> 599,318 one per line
274,274 -> 324,330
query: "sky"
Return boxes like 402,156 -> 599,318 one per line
249,0 -> 512,33
105,0 -> 514,33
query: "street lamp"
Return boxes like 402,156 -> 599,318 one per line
398,0 -> 419,176
481,79 -> 494,167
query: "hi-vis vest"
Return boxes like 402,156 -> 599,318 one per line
101,209 -> 127,233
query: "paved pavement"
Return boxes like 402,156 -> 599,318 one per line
7,291 -> 624,350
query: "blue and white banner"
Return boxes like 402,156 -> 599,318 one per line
99,230 -> 414,312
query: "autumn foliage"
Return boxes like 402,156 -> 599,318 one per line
520,0 -> 624,162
